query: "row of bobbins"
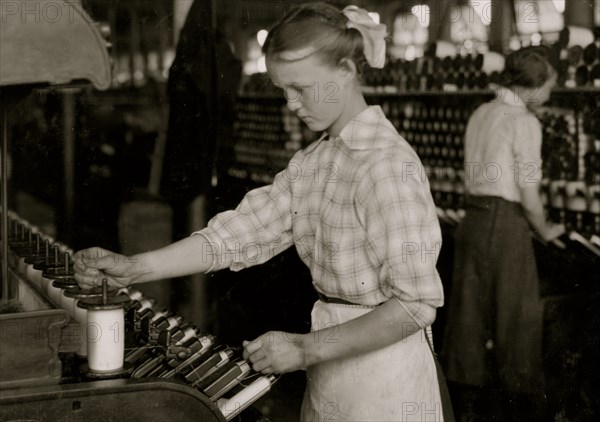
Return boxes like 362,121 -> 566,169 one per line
120,285 -> 277,420
5,213 -> 279,420
4,213 -> 132,377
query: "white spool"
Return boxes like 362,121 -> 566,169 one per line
86,308 -> 125,372
17,257 -> 28,275
150,309 -> 168,322
566,26 -> 595,49
117,287 -> 130,296
138,299 -> 154,312
41,276 -> 52,294
26,265 -> 43,288
433,40 -> 458,59
127,289 -> 143,301
61,290 -> 76,314
73,300 -> 89,357
47,282 -> 63,305
178,326 -> 198,345
67,285 -> 119,359
218,375 -> 275,420
166,316 -> 180,330
49,279 -> 78,309
481,51 -> 505,74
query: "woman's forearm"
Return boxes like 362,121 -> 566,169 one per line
300,299 -> 435,367
132,234 -> 214,283
519,185 -> 551,237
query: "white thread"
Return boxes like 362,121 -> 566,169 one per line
565,26 -> 594,49
127,289 -> 143,301
73,300 -> 88,357
17,257 -> 28,275
117,287 -> 129,296
26,265 -> 43,288
166,316 -> 179,329
138,299 -> 154,312
60,290 -> 76,313
218,375 -> 274,420
87,308 -> 125,372
41,276 -> 52,294
47,282 -> 63,305
151,309 -> 168,322
178,326 -> 197,344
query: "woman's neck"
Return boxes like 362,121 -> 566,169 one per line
506,85 -> 533,108
327,88 -> 368,137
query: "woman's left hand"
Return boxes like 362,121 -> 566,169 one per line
243,331 -> 306,374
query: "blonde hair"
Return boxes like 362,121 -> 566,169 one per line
263,2 -> 369,76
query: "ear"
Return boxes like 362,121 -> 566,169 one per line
337,57 -> 358,83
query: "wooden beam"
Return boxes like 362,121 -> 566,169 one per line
564,0 -> 595,28
489,0 -> 514,53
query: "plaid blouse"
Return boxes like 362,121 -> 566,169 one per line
195,106 -> 444,327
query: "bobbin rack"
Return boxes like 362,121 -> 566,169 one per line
1,213 -> 275,421
0,2 -> 274,421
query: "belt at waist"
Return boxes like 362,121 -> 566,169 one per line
316,291 -> 382,307
465,195 -> 522,211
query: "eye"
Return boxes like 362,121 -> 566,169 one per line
283,85 -> 302,100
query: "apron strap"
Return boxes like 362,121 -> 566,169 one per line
425,325 -> 435,352
316,291 -> 383,307
316,291 -> 357,305
424,325 -> 456,422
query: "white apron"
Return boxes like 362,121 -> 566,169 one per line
300,300 -> 442,422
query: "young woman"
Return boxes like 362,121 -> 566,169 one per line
441,47 -> 565,419
74,3 -> 446,420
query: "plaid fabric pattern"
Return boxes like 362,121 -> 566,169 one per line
195,106 -> 444,327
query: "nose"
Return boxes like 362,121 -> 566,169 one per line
283,86 -> 302,112
286,96 -> 302,112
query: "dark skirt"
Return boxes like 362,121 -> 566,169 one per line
441,196 -> 543,394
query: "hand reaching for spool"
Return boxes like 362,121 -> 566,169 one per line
543,223 -> 566,249
242,331 -> 307,374
74,236 -> 217,289
74,247 -> 139,289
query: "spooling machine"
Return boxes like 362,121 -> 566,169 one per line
0,213 -> 277,422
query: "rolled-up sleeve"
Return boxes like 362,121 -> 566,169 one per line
192,167 -> 294,272
356,154 -> 444,328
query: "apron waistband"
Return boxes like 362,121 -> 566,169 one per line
465,195 -> 522,211
317,291 -> 357,305
316,291 -> 383,307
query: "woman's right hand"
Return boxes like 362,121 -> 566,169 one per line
542,223 -> 566,249
73,247 -> 140,289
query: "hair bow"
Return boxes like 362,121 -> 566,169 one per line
342,5 -> 387,69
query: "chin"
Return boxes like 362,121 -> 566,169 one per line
305,120 -> 327,132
